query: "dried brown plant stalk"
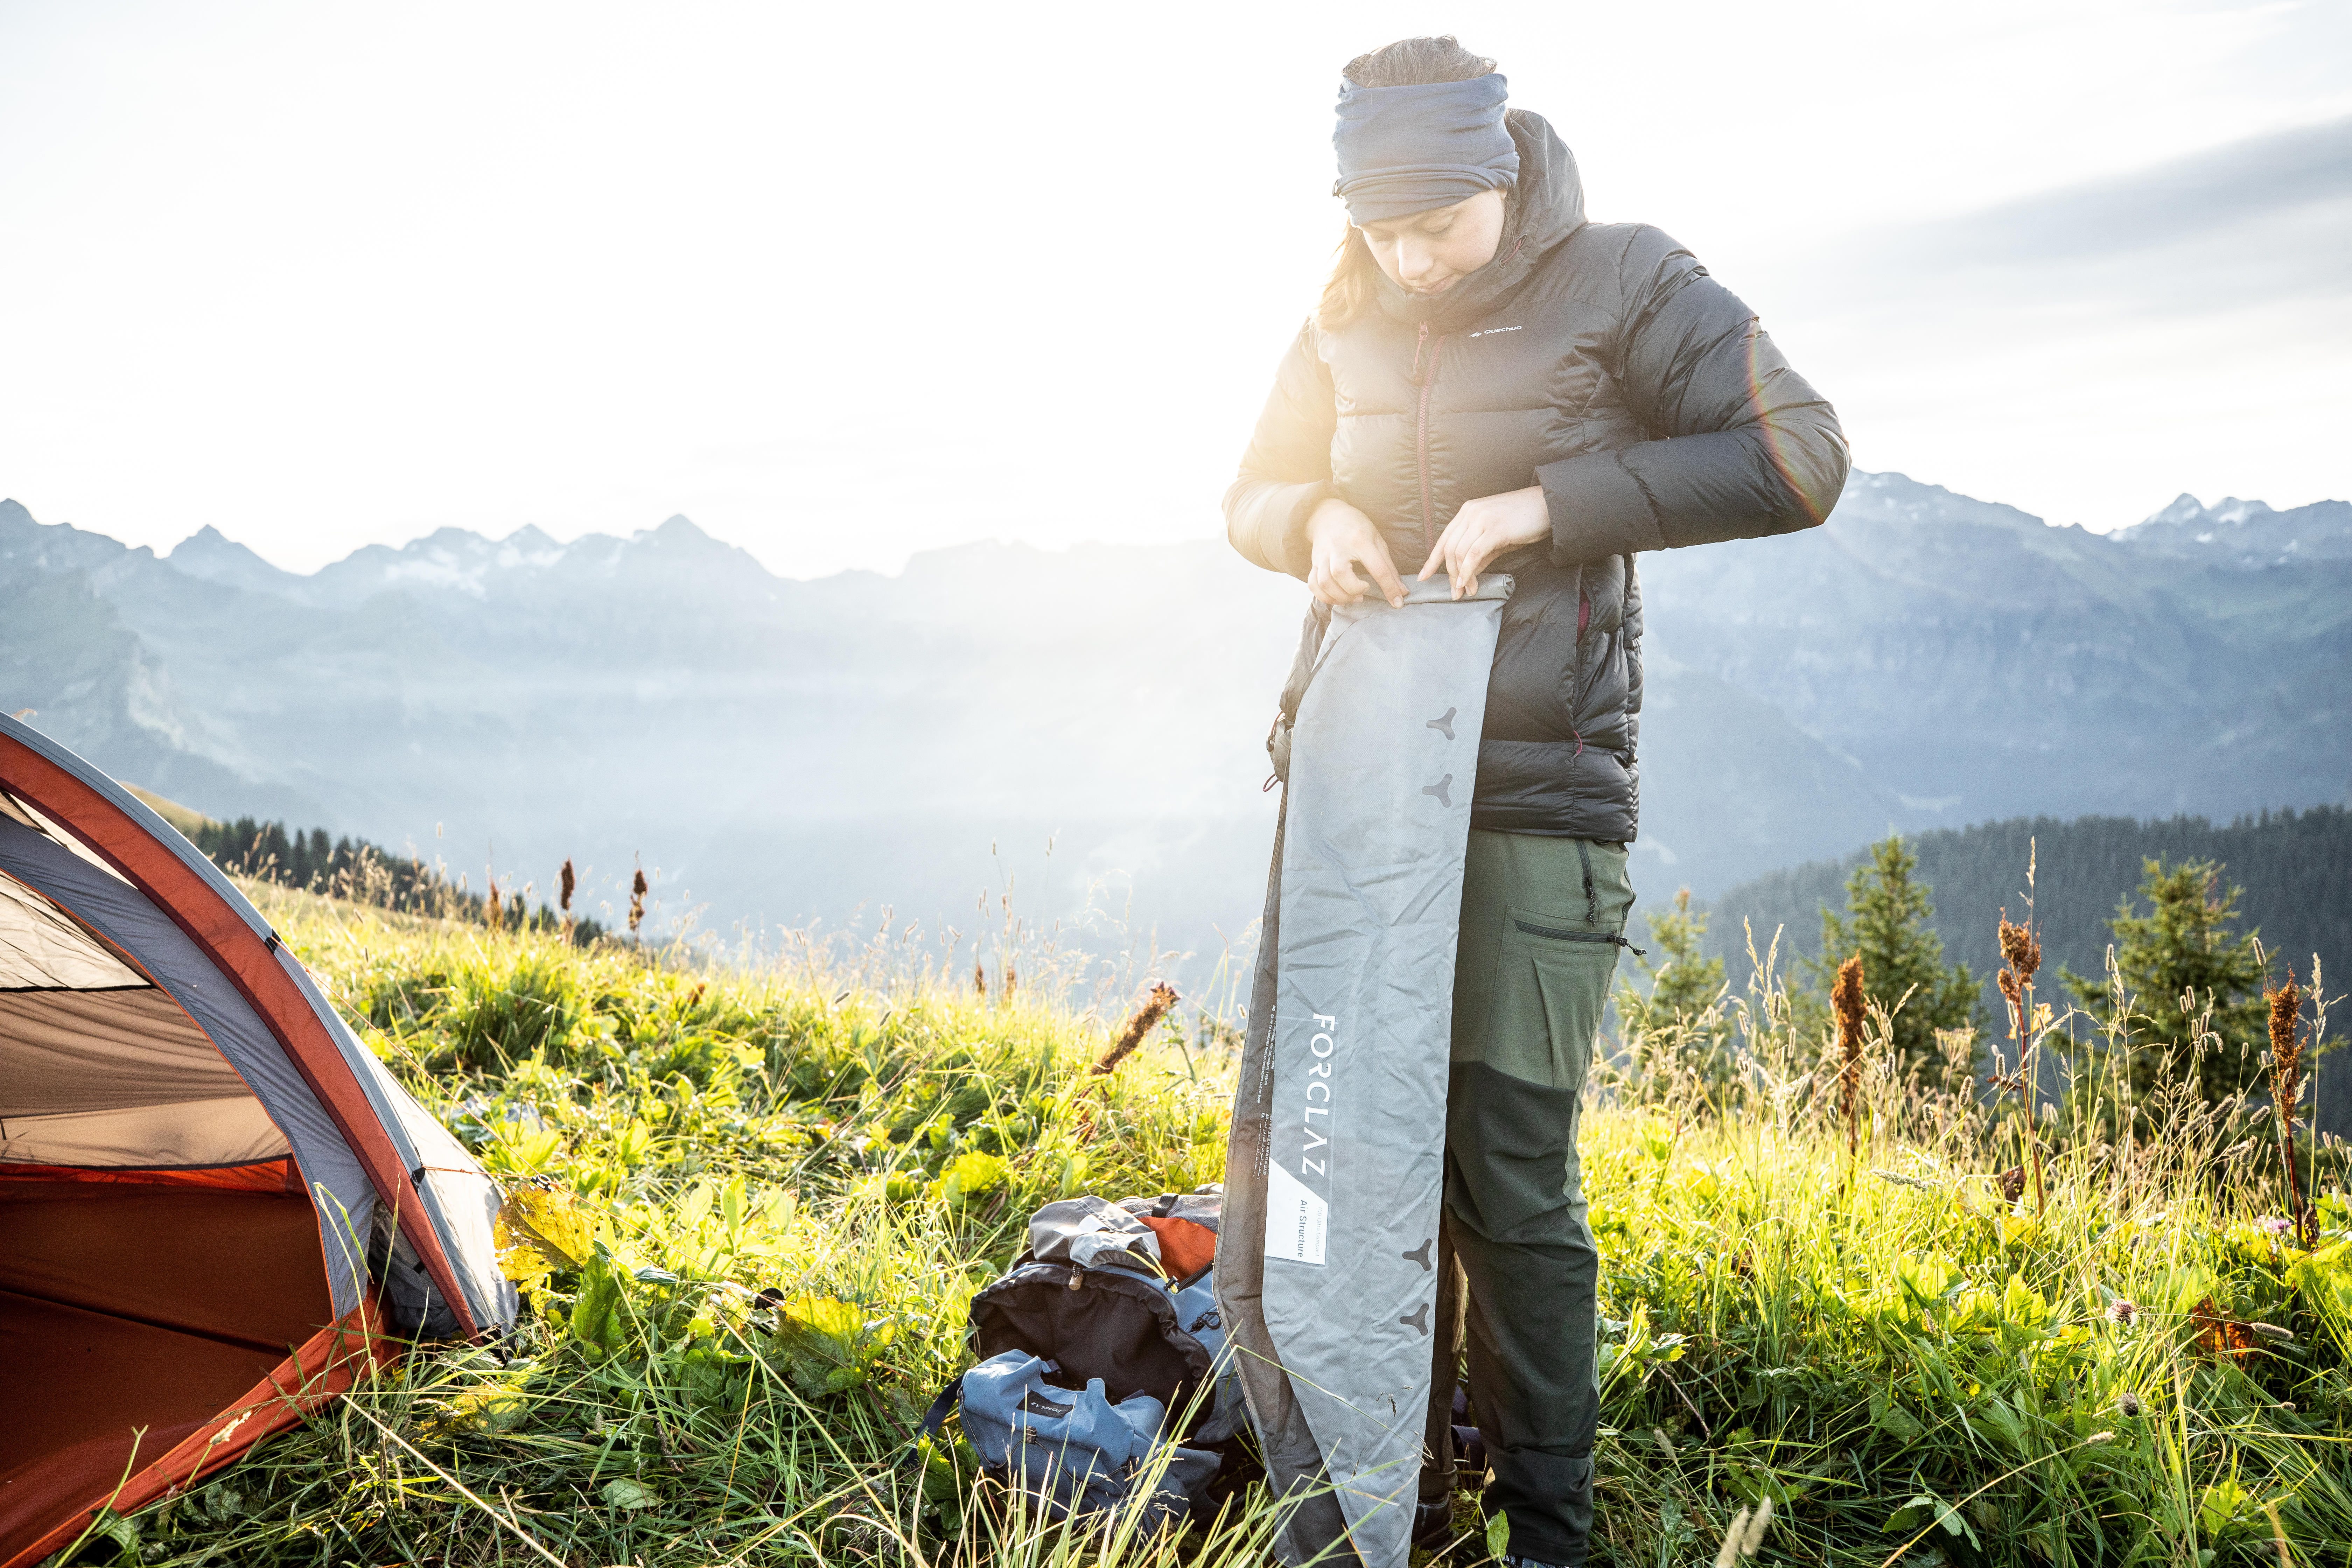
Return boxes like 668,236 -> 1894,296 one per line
2267,969 -> 2311,1248
1998,909 -> 2047,1213
628,864 -> 648,936
972,960 -> 988,1000
1832,954 -> 1867,1157
485,874 -> 504,932
1092,981 -> 1180,1076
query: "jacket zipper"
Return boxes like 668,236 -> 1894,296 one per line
1412,323 -> 1448,552
1408,239 -> 1518,552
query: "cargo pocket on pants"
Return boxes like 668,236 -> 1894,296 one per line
1482,905 -> 1623,1093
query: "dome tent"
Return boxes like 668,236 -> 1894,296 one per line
0,714 -> 515,1566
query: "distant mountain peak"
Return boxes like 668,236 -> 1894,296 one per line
2119,490 -> 2350,563
166,525 -> 299,595
2141,493 -> 2280,530
641,514 -> 720,547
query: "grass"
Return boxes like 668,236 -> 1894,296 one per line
77,884 -> 2352,1567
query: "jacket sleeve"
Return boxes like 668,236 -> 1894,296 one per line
1223,321 -> 1339,579
1534,227 -> 1850,563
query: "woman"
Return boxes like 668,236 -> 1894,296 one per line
1224,36 -> 1848,1568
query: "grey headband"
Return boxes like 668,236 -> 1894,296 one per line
1332,72 -> 1518,224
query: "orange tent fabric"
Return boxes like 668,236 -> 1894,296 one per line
1,735 -> 479,1329
0,1300 -> 392,1568
0,1175 -> 392,1565
0,715 -> 513,1563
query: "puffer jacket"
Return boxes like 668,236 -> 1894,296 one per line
1227,110 -> 1849,841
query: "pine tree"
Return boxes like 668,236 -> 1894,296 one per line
1799,834 -> 1981,1083
2060,857 -> 2269,1105
1616,888 -> 1732,1080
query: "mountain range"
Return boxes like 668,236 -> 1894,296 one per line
3,472 -> 2346,976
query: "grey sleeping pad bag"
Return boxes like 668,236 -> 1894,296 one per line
1217,574 -> 1512,1568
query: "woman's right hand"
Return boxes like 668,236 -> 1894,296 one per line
1305,497 -> 1407,608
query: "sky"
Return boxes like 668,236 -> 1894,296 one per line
1,0 -> 2346,576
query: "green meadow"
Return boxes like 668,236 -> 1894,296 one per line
83,882 -> 2352,1568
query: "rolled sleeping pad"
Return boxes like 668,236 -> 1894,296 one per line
1217,574 -> 1510,1568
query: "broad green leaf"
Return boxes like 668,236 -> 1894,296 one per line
940,1150 -> 1010,1207
602,1478 -> 659,1511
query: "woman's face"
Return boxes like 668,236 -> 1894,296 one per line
1356,189 -> 1507,299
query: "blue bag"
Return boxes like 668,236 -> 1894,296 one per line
945,1351 -> 1218,1529
914,1188 -> 1243,1526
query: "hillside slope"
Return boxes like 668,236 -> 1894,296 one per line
111,886 -> 2352,1564
1702,806 -> 2352,1130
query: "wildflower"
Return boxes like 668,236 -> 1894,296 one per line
2115,1391 -> 2142,1417
2268,971 -> 2312,1248
2190,1298 -> 2257,1359
1092,981 -> 1181,1075
629,863 -> 648,935
1833,955 -> 1866,1155
2248,1322 -> 2297,1343
558,858 -> 575,912
1998,917 -> 2042,987
1995,911 -> 2049,1213
2254,1216 -> 2293,1236
2106,1298 -> 2138,1325
1712,1509 -> 1749,1568
2084,1430 -> 2114,1444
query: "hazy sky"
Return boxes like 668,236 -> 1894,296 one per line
2,0 -> 2346,575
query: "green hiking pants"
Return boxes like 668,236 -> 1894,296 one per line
1423,830 -> 1632,1566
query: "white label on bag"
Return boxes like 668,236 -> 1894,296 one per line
1264,1160 -> 1328,1266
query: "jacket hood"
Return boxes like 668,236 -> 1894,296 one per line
1378,109 -> 1586,331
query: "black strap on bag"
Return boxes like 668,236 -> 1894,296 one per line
902,1374 -> 965,1469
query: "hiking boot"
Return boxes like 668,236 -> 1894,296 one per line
1411,1498 -> 1456,1549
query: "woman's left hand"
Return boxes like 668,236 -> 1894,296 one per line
1419,484 -> 1551,598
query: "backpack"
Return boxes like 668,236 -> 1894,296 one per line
915,1187 -> 1246,1528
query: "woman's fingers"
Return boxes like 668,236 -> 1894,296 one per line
1312,555 -> 1365,606
1308,507 -> 1405,607
1426,487 -> 1547,597
1418,520 -> 1457,582
1451,526 -> 1495,598
1423,513 -> 1486,598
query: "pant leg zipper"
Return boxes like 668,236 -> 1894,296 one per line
1513,919 -> 1646,955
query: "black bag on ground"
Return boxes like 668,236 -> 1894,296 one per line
916,1189 -> 1245,1527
